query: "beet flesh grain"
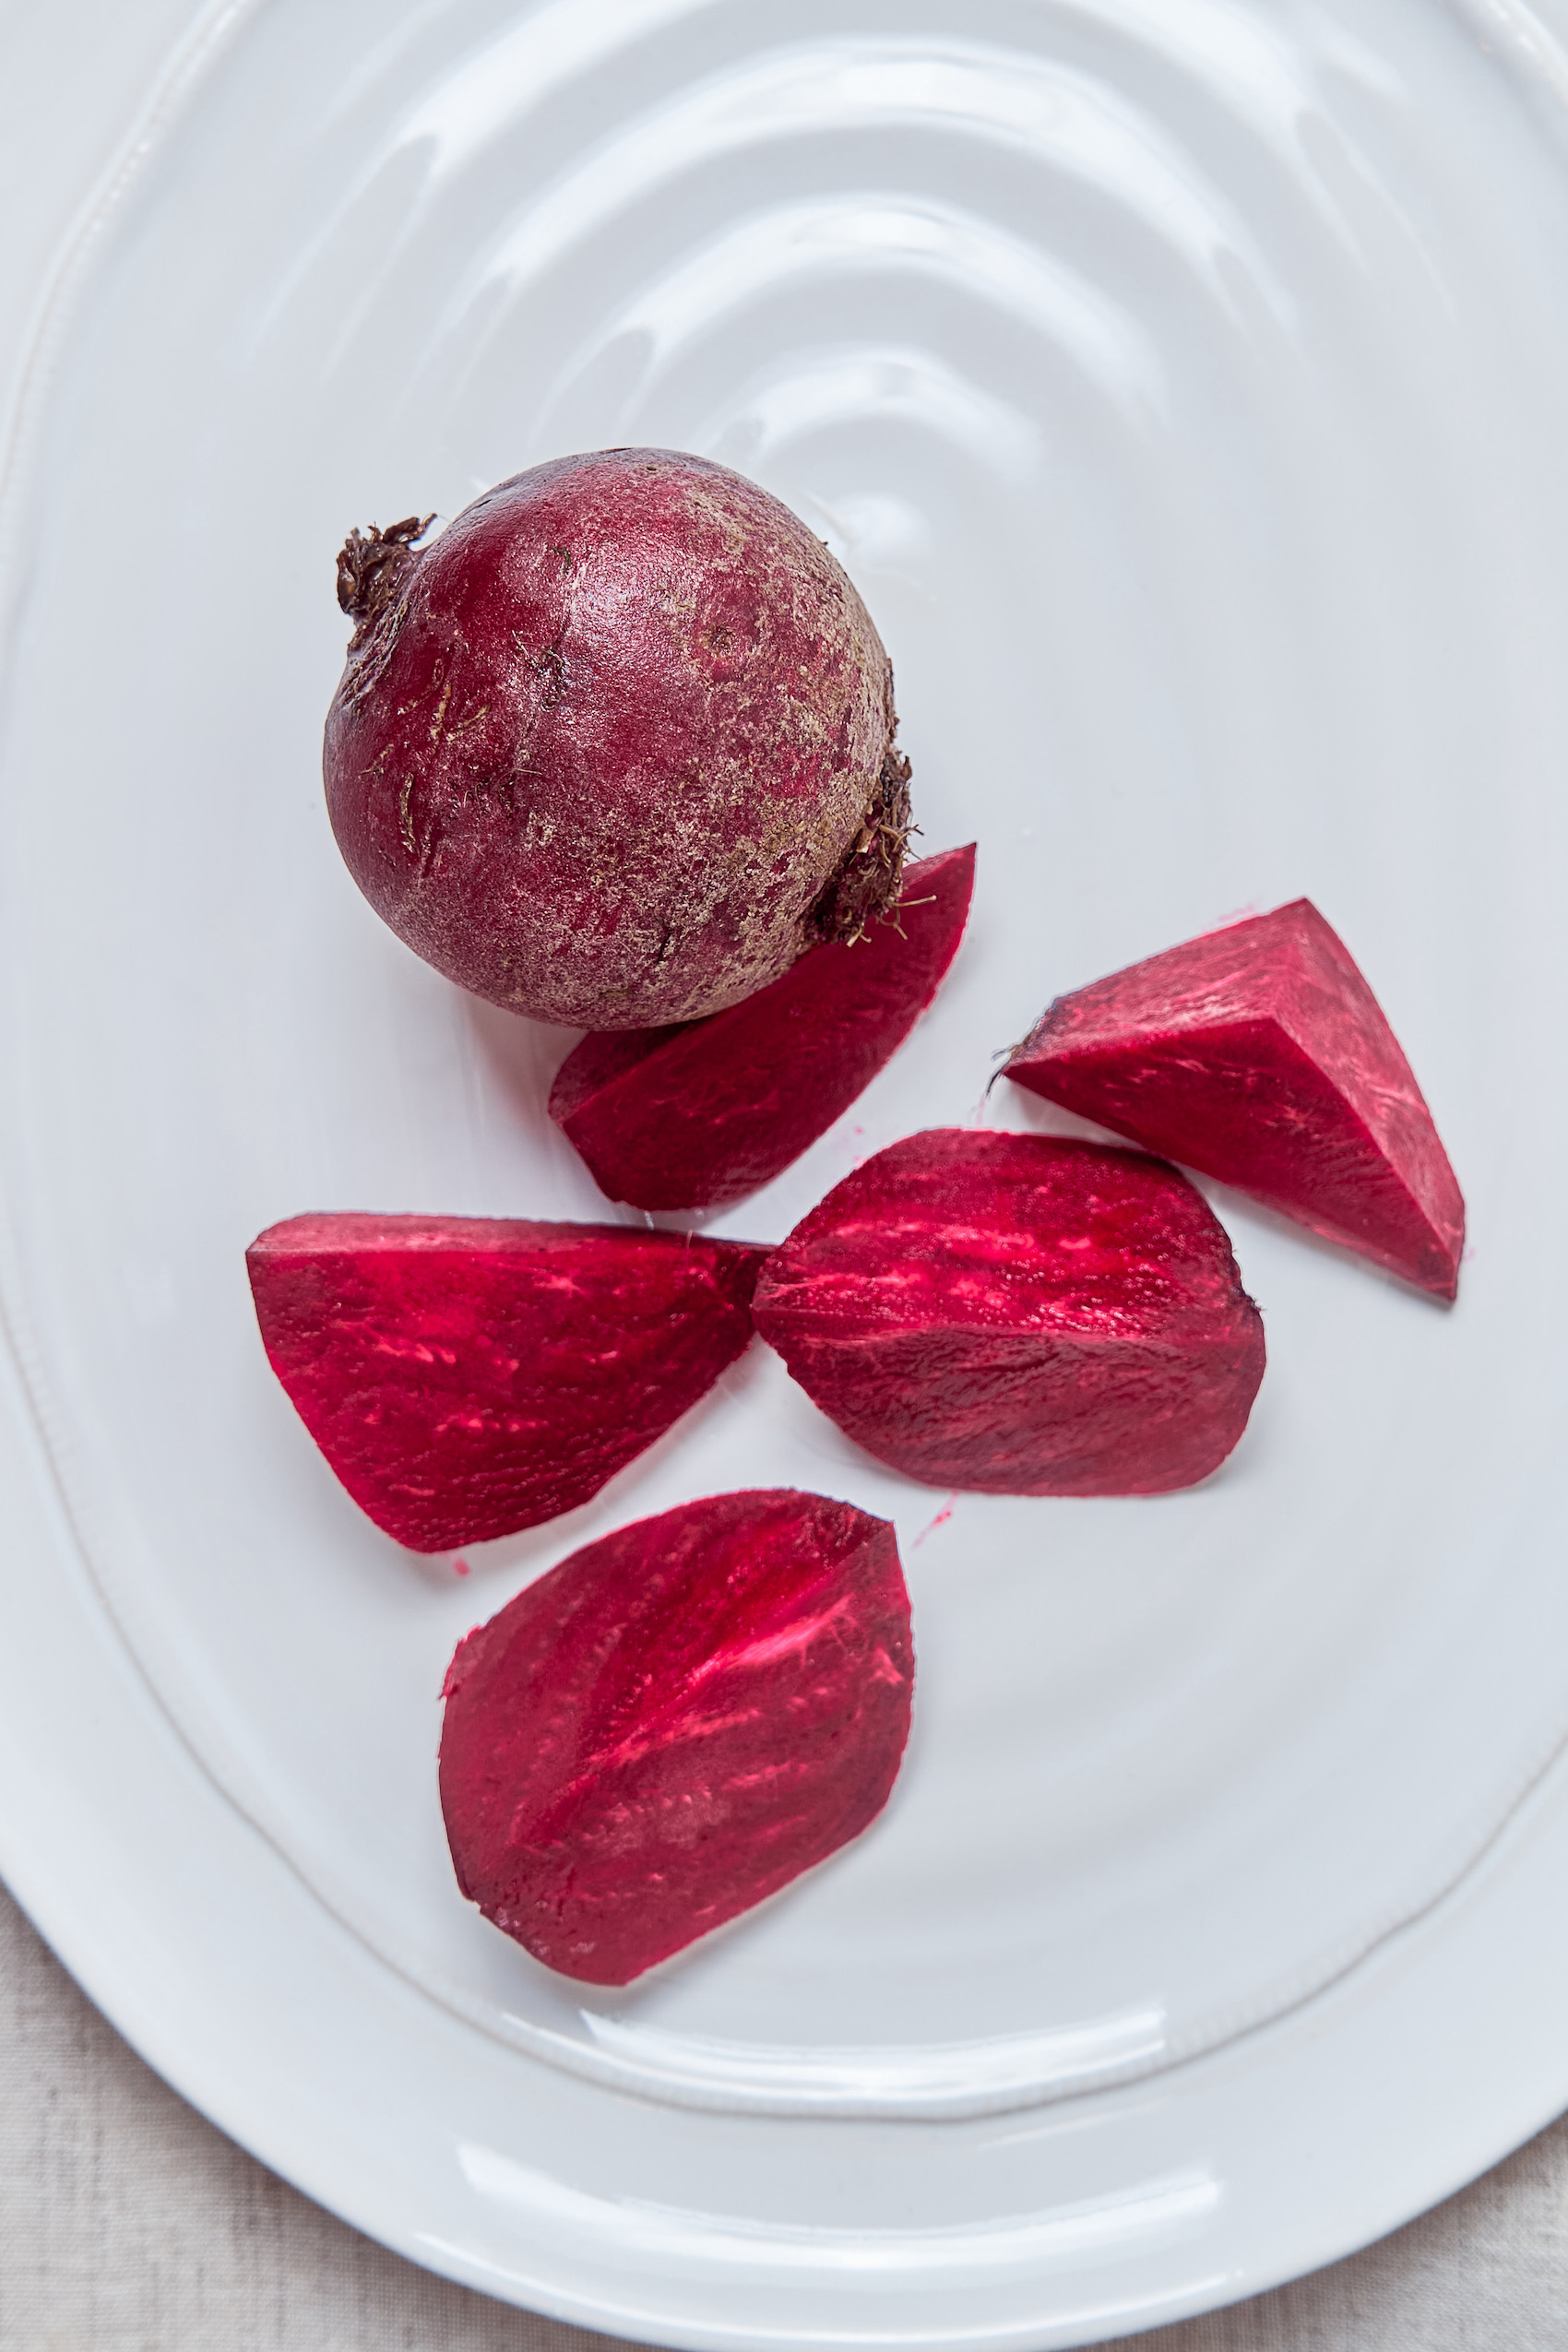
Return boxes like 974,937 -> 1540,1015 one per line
549,844 -> 976,1210
324,450 -> 913,1030
1003,899 -> 1465,1300
438,1489 -> 913,1984
752,1130 -> 1265,1495
245,1215 -> 766,1551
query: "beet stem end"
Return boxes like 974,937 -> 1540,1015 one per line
336,513 -> 434,639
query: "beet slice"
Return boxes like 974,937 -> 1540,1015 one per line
246,1216 -> 766,1550
1004,899 -> 1465,1299
549,843 -> 977,1210
752,1130 -> 1265,1495
439,1489 -> 913,1984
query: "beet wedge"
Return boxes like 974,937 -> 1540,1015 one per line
753,1130 -> 1265,1495
1004,900 -> 1465,1299
549,843 -> 976,1210
439,1489 -> 914,1984
246,1215 -> 766,1550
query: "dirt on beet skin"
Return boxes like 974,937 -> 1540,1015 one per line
324,449 -> 913,1029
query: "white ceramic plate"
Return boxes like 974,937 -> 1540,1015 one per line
5,0 -> 1568,2340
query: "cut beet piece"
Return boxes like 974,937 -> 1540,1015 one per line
439,1489 -> 913,1984
246,1216 -> 766,1550
1004,899 -> 1465,1299
752,1130 -> 1265,1495
549,844 -> 976,1210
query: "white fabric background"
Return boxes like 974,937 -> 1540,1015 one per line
5,6 -> 1568,2345
6,1877 -> 1568,2349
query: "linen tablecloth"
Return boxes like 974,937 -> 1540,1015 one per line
5,1879 -> 1568,2350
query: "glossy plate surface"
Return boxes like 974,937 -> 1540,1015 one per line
3,0 -> 1568,2341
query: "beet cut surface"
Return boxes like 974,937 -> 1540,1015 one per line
550,843 -> 976,1210
753,1130 -> 1265,1494
439,1489 -> 913,1984
1004,899 -> 1464,1299
246,1216 -> 766,1551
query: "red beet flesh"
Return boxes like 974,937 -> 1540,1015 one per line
549,844 -> 977,1210
1004,900 -> 1464,1299
324,450 -> 913,1029
438,1489 -> 913,1984
752,1131 -> 1265,1495
246,1216 -> 766,1550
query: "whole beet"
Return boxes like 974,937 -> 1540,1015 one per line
324,450 -> 912,1028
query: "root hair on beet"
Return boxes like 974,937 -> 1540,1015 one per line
336,514 -> 434,644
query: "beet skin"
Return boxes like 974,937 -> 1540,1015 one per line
439,1489 -> 913,1984
324,451 -> 913,1029
1004,899 -> 1464,1298
550,843 -> 976,1210
753,1130 -> 1265,1494
246,1215 -> 766,1550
